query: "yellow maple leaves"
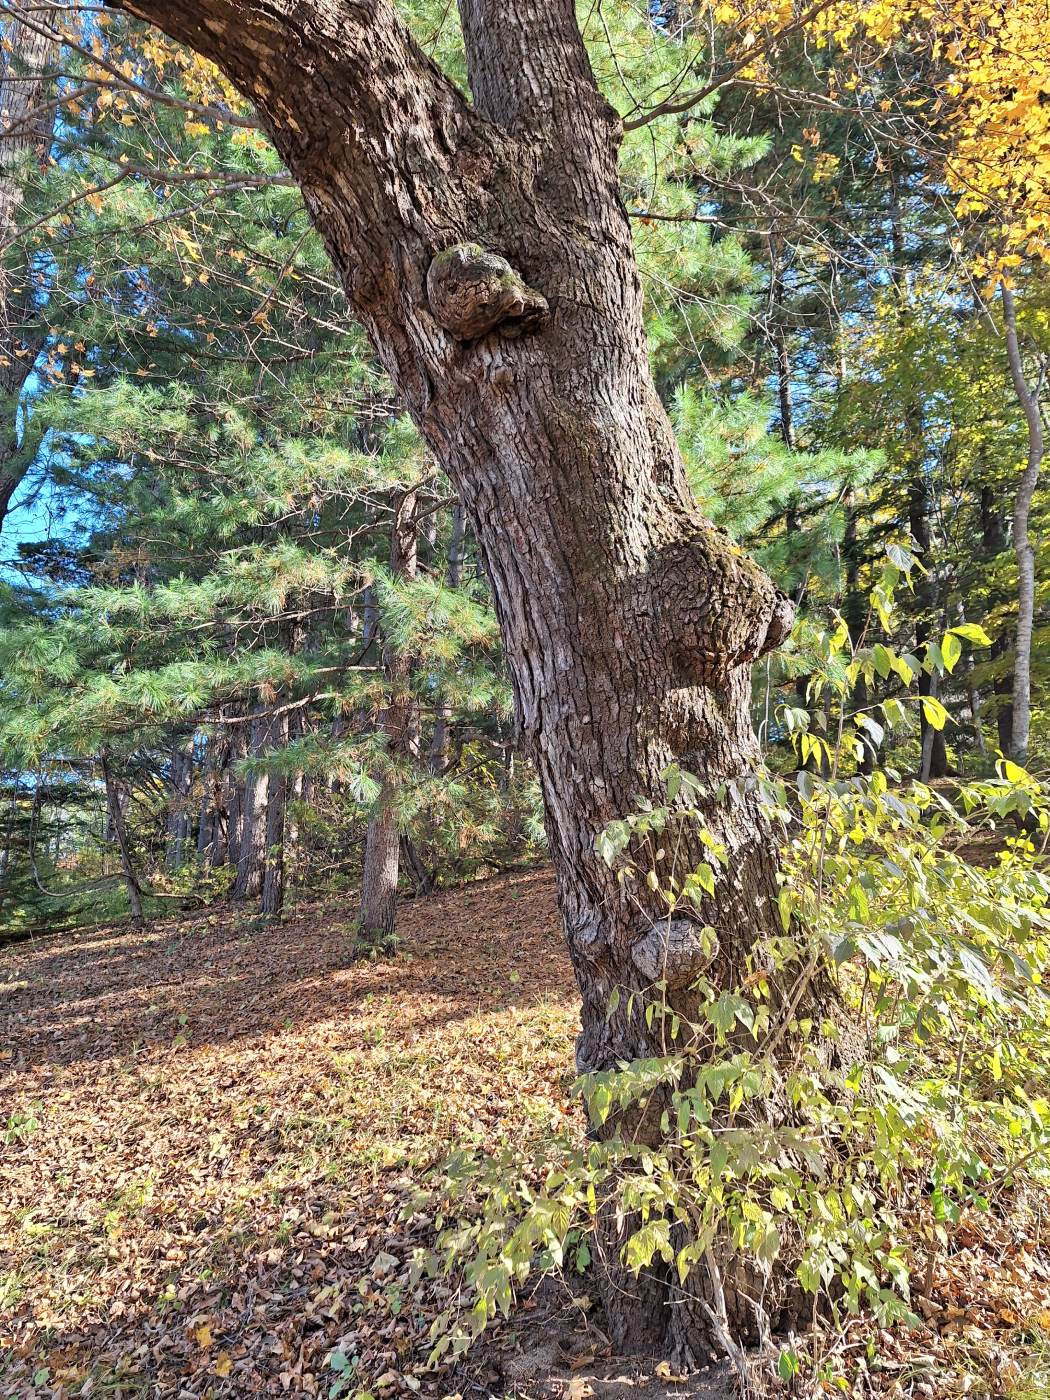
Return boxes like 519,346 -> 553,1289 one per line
695,0 -> 1050,267
940,1 -> 1050,266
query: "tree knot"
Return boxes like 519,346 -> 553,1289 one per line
426,243 -> 549,342
631,917 -> 718,988
647,534 -> 795,686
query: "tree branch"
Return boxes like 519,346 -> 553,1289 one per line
622,0 -> 840,131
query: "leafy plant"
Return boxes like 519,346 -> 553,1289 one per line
407,550 -> 1050,1383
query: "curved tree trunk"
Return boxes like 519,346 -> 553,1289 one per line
115,0 -> 795,1353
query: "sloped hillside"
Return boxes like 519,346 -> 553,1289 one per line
3,874 -> 1049,1400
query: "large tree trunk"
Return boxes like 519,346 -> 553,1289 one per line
116,0 -> 795,1353
1001,281 -> 1043,765
357,489 -> 420,940
0,3 -> 57,532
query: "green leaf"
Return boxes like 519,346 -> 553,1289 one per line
872,643 -> 893,680
778,1350 -> 800,1382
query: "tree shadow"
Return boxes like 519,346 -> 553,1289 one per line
2,868 -> 573,1076
1,868 -> 585,1396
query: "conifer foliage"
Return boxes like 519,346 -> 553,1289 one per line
0,0 -> 1049,1384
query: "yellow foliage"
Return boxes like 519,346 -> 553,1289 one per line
693,0 -> 1050,269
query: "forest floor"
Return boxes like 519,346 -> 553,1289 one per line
2,870 -> 1050,1400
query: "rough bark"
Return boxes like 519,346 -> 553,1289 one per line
114,0 -> 797,1352
1000,281 -> 1043,765
0,3 -> 56,531
358,489 -> 419,940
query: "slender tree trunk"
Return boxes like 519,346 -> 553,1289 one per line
223,720 -> 244,873
261,712 -> 288,916
115,0 -> 798,1351
979,483 -> 1015,753
955,601 -> 985,759
196,734 -> 214,861
769,246 -> 795,451
0,4 -> 57,532
909,475 -> 948,780
233,709 -> 269,902
429,500 -> 466,772
844,500 -> 875,774
165,735 -> 194,872
287,708 -> 305,858
358,489 -> 420,940
1000,281 -> 1044,765
100,750 -> 144,928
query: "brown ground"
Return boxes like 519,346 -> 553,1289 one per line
2,872 -> 1048,1399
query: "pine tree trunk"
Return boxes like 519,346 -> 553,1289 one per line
222,719 -> 244,873
0,4 -> 57,532
261,712 -> 288,916
196,735 -> 215,860
100,750 -> 144,928
429,500 -> 466,772
233,709 -> 269,902
1001,282 -> 1043,765
115,0 -> 798,1351
358,489 -> 419,939
165,736 -> 194,872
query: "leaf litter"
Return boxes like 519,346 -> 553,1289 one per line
1,870 -> 1049,1398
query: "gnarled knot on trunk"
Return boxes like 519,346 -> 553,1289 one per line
426,243 -> 549,342
648,533 -> 795,685
631,916 -> 718,987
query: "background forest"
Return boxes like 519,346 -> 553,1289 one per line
0,2 -> 1045,941
2,0 -> 1050,1396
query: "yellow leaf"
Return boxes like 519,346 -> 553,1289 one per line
195,1322 -> 213,1348
214,1351 -> 232,1377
